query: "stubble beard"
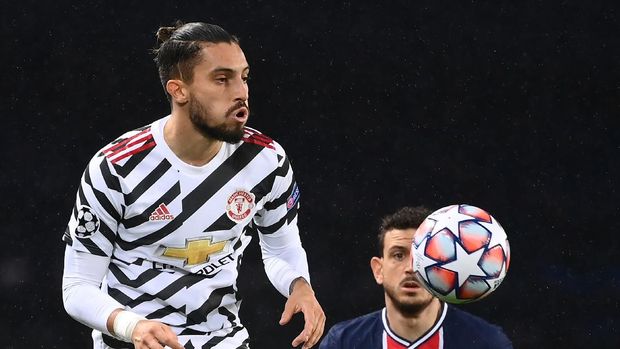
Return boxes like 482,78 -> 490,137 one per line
384,284 -> 434,317
188,98 -> 247,144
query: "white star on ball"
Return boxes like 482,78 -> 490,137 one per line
429,205 -> 478,238
440,242 -> 487,287
479,218 -> 507,249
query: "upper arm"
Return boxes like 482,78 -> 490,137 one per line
64,155 -> 122,257
253,150 -> 302,249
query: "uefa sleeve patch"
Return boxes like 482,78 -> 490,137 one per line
74,205 -> 101,238
286,183 -> 301,210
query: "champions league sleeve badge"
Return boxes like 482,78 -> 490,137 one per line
226,190 -> 256,222
286,182 -> 301,210
74,205 -> 101,238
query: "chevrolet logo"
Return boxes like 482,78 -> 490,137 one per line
162,237 -> 228,266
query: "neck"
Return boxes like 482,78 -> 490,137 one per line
164,110 -> 222,166
385,298 -> 442,342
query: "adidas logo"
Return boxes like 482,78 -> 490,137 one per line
149,203 -> 175,221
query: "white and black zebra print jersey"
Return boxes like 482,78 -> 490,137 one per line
63,115 -> 304,349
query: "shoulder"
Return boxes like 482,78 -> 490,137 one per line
80,122 -> 157,189
444,306 -> 513,348
242,127 -> 285,155
97,123 -> 156,165
321,310 -> 382,348
240,127 -> 291,172
330,310 -> 382,331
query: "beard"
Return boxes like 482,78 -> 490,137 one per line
384,282 -> 434,317
189,98 -> 247,144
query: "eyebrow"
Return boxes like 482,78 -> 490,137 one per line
211,66 -> 250,74
387,245 -> 408,253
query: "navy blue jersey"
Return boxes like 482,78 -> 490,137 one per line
320,304 -> 512,349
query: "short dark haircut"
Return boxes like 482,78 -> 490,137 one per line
377,206 -> 433,256
153,21 -> 240,101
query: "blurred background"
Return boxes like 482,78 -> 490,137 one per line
2,0 -> 618,347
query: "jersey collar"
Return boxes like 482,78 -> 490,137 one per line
381,302 -> 448,348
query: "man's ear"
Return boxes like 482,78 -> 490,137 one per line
166,79 -> 189,104
370,256 -> 384,285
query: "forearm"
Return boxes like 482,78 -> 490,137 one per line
261,233 -> 311,297
62,247 -> 124,336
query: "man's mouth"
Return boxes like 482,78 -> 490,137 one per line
232,107 -> 248,122
228,102 -> 249,123
401,279 -> 421,290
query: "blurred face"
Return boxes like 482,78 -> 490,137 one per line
371,228 -> 435,316
187,42 -> 250,143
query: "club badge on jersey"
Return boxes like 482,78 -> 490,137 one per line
226,190 -> 255,222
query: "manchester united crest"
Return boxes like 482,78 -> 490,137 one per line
226,190 -> 255,222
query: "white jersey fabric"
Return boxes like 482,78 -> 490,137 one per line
63,115 -> 309,349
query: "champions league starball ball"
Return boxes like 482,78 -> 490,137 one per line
412,204 -> 510,304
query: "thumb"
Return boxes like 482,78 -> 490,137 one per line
279,301 -> 296,325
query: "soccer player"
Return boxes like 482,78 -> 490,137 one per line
319,207 -> 512,349
62,22 -> 324,349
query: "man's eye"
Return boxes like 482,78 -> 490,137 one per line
394,252 -> 404,260
242,76 -> 250,82
215,77 -> 227,83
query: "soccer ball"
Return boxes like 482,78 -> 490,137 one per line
75,205 -> 100,238
412,204 -> 510,304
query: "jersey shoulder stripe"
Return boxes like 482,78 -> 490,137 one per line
102,126 -> 156,164
243,126 -> 275,150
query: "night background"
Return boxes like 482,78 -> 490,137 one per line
2,0 -> 618,348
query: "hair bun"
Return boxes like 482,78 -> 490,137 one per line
156,26 -> 176,42
156,21 -> 185,42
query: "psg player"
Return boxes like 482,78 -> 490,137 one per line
320,207 -> 512,349
61,22 -> 324,349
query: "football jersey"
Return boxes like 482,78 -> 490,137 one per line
319,304 -> 513,349
63,115 -> 303,348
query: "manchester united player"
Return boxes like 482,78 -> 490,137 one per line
320,207 -> 511,349
62,22 -> 324,349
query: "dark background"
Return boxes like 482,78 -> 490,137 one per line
2,0 -> 618,348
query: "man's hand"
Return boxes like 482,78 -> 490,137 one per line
279,277 -> 325,348
131,320 -> 184,349
107,309 -> 184,349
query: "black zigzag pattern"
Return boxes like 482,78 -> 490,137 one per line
257,204 -> 298,235
202,323 -> 246,348
108,265 -> 220,309
114,144 -> 156,178
120,182 -> 181,230
186,286 -> 236,326
84,165 -> 121,223
263,176 -> 296,211
123,159 -> 172,206
100,158 -> 122,193
204,157 -> 292,233
118,143 -> 263,250
74,183 -> 108,256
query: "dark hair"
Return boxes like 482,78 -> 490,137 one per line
153,21 -> 240,101
377,206 -> 433,256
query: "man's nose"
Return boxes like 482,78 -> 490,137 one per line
232,77 -> 249,101
404,257 -> 414,274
